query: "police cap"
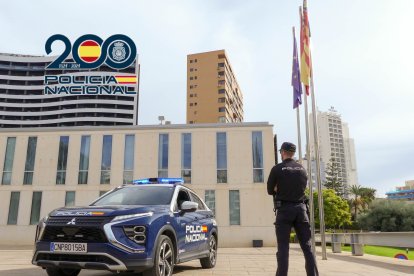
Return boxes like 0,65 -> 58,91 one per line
280,142 -> 296,153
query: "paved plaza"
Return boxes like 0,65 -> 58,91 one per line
0,245 -> 413,276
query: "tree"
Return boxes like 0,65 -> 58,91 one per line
358,200 -> 414,232
311,189 -> 352,229
349,184 -> 362,221
359,187 -> 376,211
324,157 -> 345,198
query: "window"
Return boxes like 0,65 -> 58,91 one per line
205,190 -> 215,214
190,192 -> 205,210
65,191 -> 75,206
252,131 -> 264,183
218,80 -> 225,85
218,89 -> 225,94
181,133 -> 191,183
190,77 -> 193,80
218,107 -> 225,112
218,116 -> 226,123
194,59 -> 197,62
190,60 -> 193,63
100,135 -> 113,184
123,135 -> 135,184
7,192 -> 20,225
190,103 -> 193,106
2,137 -> 16,185
218,62 -> 225,67
23,137 -> 37,185
78,136 -> 90,184
218,97 -> 225,103
216,132 -> 227,183
190,68 -> 194,72
229,190 -> 240,225
56,136 -> 69,185
190,94 -> 193,97
194,76 -> 197,80
30,191 -> 42,225
158,134 -> 169,177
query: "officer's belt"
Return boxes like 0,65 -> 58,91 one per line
280,199 -> 307,204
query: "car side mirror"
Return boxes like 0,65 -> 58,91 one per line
180,201 -> 198,213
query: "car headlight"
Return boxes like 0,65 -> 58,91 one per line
112,212 -> 153,222
35,216 -> 49,241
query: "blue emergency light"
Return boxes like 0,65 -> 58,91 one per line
133,178 -> 184,185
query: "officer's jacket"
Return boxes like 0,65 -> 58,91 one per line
267,158 -> 307,202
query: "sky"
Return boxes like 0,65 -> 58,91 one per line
0,0 -> 413,197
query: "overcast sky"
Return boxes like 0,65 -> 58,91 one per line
1,0 -> 413,197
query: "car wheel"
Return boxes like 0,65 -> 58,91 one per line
46,267 -> 81,276
200,235 -> 217,269
143,235 -> 175,276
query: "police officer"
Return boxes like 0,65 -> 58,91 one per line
267,142 -> 318,276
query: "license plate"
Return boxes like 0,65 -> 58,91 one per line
50,242 -> 87,253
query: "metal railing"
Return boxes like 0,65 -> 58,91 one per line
314,232 -> 414,256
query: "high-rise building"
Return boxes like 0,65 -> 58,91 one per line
186,50 -> 244,124
0,53 -> 139,128
309,107 -> 358,195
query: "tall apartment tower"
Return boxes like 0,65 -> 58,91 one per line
309,107 -> 358,195
186,50 -> 244,124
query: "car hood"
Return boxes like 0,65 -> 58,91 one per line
49,205 -> 170,217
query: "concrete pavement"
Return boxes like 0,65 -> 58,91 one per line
0,245 -> 413,275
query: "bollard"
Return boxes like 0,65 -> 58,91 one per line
331,233 -> 342,253
350,233 -> 364,256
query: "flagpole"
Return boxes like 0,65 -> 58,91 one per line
304,88 -> 315,256
296,107 -> 303,163
309,57 -> 327,261
293,26 -> 303,163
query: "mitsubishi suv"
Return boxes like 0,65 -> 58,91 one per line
32,178 -> 218,276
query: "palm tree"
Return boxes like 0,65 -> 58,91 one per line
360,187 -> 376,210
349,184 -> 362,221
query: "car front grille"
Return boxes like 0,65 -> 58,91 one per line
41,226 -> 108,243
47,217 -> 109,227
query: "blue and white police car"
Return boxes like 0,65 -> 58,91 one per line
32,178 -> 218,276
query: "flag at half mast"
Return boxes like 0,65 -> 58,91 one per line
292,28 -> 302,109
300,0 -> 311,95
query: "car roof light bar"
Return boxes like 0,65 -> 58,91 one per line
133,178 -> 184,185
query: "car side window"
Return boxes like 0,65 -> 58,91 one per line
190,192 -> 206,211
176,189 -> 191,211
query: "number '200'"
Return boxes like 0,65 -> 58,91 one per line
45,34 -> 137,70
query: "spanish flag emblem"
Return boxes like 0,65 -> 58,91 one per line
115,75 -> 138,84
202,225 -> 208,233
78,40 -> 101,63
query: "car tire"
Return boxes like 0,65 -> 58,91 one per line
46,268 -> 81,276
200,235 -> 217,269
143,235 -> 175,276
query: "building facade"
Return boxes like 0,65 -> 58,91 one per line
386,180 -> 414,201
0,123 -> 276,247
186,50 -> 244,124
309,107 -> 358,195
0,53 -> 139,128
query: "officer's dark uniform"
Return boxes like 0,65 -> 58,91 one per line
267,142 -> 318,276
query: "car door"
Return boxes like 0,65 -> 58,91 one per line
172,188 -> 199,260
189,192 -> 212,253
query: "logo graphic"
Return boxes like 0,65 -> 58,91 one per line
111,41 -> 126,61
67,218 -> 76,225
45,34 -> 137,70
185,225 -> 208,243
43,34 -> 138,95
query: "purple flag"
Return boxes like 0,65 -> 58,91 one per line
292,29 -> 302,109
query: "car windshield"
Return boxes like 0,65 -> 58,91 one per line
92,186 -> 175,206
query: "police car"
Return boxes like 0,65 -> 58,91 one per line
32,178 -> 218,276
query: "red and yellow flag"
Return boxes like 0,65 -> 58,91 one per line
300,0 -> 312,95
115,75 -> 138,84
78,40 -> 101,63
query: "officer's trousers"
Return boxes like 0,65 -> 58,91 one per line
275,202 -> 318,276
